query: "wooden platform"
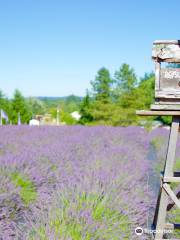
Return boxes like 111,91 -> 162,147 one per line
151,104 -> 180,111
136,110 -> 180,116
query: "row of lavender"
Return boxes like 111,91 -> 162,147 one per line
0,125 -> 178,239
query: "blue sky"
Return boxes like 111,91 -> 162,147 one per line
0,0 -> 180,97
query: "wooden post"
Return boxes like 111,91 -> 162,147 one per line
154,116 -> 180,239
164,116 -> 179,178
136,110 -> 180,239
155,61 -> 160,93
57,107 -> 60,126
137,39 -> 180,239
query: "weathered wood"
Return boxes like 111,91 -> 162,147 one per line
165,222 -> 174,230
154,188 -> 169,239
154,68 -> 180,100
161,171 -> 180,177
155,98 -> 180,105
155,61 -> 160,91
154,40 -> 180,45
160,68 -> 180,89
152,40 -> 180,104
167,191 -> 180,211
155,92 -> 180,99
163,183 -> 180,209
136,110 -> 180,116
153,187 -> 163,229
155,58 -> 180,63
152,116 -> 180,240
151,104 -> 180,110
152,43 -> 180,62
164,116 -> 180,177
163,177 -> 180,182
138,41 -> 180,239
165,222 -> 180,230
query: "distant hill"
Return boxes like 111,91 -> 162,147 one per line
37,95 -> 83,102
37,95 -> 83,112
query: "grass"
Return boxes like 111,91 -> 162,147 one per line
10,172 -> 37,205
29,192 -> 130,239
174,158 -> 180,171
151,136 -> 165,149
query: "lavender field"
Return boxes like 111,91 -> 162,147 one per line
0,126 -> 179,239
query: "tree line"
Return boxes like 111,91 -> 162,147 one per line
79,63 -> 156,126
1,63 -> 170,126
0,89 -> 83,125
0,89 -> 46,124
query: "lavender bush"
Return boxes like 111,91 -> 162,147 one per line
0,125 -> 172,239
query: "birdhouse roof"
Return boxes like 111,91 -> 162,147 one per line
152,40 -> 180,63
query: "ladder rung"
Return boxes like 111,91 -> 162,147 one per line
160,171 -> 180,182
151,117 -> 180,239
163,183 -> 180,209
165,222 -> 180,230
164,177 -> 180,182
165,223 -> 174,230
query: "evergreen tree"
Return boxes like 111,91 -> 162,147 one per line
27,97 -> 46,116
79,90 -> 93,124
91,67 -> 113,103
114,63 -> 137,94
0,90 -> 7,110
113,70 -> 154,126
11,89 -> 32,124
88,68 -> 114,124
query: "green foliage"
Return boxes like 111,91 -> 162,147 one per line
39,95 -> 82,113
159,116 -> 172,125
10,172 -> 37,205
11,89 -> 32,124
49,106 -> 77,125
91,67 -> 113,103
64,95 -> 82,112
49,108 -> 77,125
61,110 -> 77,125
151,136 -> 164,150
168,209 -> 180,238
27,97 -> 46,116
174,158 -> 180,170
79,65 -> 157,126
0,89 -> 11,124
30,192 -> 130,239
89,100 -> 115,124
0,64 -> 169,127
79,90 -> 93,124
114,63 -> 137,95
136,73 -> 155,108
82,67 -> 115,125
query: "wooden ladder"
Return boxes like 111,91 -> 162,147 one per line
136,111 -> 180,239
